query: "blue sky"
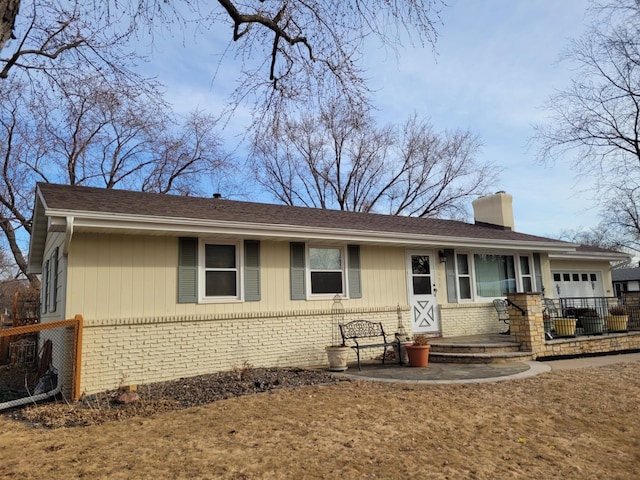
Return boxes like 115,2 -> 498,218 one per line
142,0 -> 595,238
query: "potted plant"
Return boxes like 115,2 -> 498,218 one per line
606,306 -> 629,332
580,308 -> 604,335
404,334 -> 431,367
326,296 -> 350,371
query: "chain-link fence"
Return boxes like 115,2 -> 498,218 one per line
0,315 -> 83,410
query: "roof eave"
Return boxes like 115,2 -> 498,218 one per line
45,209 -> 577,252
26,186 -> 48,274
548,251 -> 631,262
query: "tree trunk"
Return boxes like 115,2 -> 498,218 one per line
0,218 -> 40,288
0,0 -> 21,51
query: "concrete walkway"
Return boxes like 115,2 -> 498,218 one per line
543,351 -> 640,371
329,351 -> 640,385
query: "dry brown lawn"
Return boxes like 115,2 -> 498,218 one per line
1,363 -> 640,479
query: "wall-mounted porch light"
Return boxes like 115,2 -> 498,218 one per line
438,250 -> 447,263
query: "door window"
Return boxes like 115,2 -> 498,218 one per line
411,255 -> 432,295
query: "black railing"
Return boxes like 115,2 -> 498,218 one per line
543,296 -> 640,339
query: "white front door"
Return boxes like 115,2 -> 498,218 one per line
407,251 -> 440,334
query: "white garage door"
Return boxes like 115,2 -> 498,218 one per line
552,271 -> 603,297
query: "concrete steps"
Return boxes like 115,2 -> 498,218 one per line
428,335 -> 534,364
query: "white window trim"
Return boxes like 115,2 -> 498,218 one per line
198,239 -> 243,303
306,244 -> 348,300
455,251 -> 536,302
519,255 -> 533,294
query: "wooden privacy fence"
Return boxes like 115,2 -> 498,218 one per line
0,315 -> 83,409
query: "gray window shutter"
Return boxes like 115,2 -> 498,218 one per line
290,242 -> 306,300
51,247 -> 59,312
347,245 -> 362,298
444,249 -> 458,303
533,253 -> 543,294
178,237 -> 198,303
244,240 -> 261,301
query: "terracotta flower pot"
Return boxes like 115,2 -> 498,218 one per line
405,344 -> 430,367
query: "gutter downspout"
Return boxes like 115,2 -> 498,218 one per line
63,215 -> 74,257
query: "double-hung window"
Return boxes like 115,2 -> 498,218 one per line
519,256 -> 533,292
456,253 -> 472,300
180,238 -> 260,304
308,246 -> 344,296
203,243 -> 239,300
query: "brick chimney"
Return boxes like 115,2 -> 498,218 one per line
472,191 -> 514,230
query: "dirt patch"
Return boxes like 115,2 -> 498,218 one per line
6,367 -> 339,428
1,363 -> 640,479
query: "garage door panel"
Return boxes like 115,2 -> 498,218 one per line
552,271 -> 603,297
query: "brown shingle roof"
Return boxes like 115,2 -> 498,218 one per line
37,182 -> 571,245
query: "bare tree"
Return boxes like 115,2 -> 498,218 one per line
0,1 -> 144,85
209,0 -> 445,127
596,183 -> 640,254
0,73 -> 233,283
1,0 -> 446,284
3,1 -> 444,125
0,0 -> 20,51
142,110 -> 232,195
0,244 -> 17,280
252,100 -> 497,219
535,0 -> 640,251
557,225 -> 622,250
0,79 -> 39,285
536,0 -> 640,170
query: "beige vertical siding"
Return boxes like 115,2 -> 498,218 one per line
66,234 -> 410,319
64,233 -> 415,393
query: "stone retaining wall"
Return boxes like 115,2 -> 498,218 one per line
506,292 -> 640,359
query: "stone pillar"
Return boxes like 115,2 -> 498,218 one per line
506,292 -> 545,356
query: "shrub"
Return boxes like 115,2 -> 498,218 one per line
412,334 -> 430,346
609,306 -> 628,316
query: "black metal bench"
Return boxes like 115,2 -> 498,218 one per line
339,320 -> 399,370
